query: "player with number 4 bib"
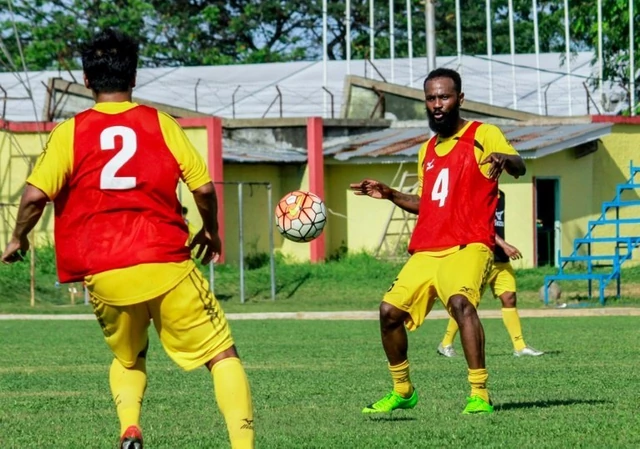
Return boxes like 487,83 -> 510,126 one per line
1,29 -> 254,449
351,68 -> 525,416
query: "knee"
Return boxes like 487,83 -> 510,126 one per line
447,295 -> 476,321
379,302 -> 405,329
206,346 -> 240,371
500,292 -> 517,308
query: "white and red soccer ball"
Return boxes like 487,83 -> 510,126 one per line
275,191 -> 327,242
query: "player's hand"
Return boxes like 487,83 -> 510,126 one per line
1,237 -> 29,264
349,179 -> 392,200
189,229 -> 221,265
504,243 -> 522,260
480,153 -> 511,179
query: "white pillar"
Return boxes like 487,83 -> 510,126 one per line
346,0 -> 351,75
508,0 -> 517,109
563,0 -> 573,116
533,0 -> 542,115
455,0 -> 462,70
407,0 -> 413,86
322,0 -> 328,116
630,0 -> 636,116
486,0 -> 493,105
389,0 -> 395,82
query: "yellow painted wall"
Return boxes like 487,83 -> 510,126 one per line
529,149 -> 596,260
326,163 -> 418,257
590,125 -> 640,262
5,122 -> 640,270
0,131 -> 47,247
496,177 -> 535,268
219,163 -> 309,264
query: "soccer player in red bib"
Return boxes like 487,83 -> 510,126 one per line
351,68 -> 526,415
1,29 -> 254,448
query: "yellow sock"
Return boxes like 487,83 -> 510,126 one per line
441,318 -> 459,347
502,307 -> 526,351
109,357 -> 147,435
212,357 -> 254,449
468,368 -> 490,403
389,360 -> 413,398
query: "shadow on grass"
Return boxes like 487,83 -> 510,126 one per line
497,399 -> 610,411
366,416 -> 417,422
283,273 -> 312,299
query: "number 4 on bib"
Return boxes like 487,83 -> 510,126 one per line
431,168 -> 449,207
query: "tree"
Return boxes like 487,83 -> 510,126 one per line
1,0 -> 638,114
0,0 -> 324,70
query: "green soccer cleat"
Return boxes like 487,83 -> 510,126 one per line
462,395 -> 494,415
362,389 -> 418,414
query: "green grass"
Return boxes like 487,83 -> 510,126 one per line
1,246 -> 639,314
0,317 -> 639,448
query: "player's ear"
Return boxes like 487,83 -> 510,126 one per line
458,92 -> 465,106
83,73 -> 90,90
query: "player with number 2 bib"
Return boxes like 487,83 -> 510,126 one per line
350,68 -> 525,416
1,29 -> 254,449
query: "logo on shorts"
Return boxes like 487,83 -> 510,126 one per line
387,277 -> 399,292
241,418 -> 254,430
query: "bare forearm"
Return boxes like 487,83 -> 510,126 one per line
505,156 -> 526,178
192,182 -> 219,235
495,234 -> 507,250
389,190 -> 420,214
12,185 -> 48,241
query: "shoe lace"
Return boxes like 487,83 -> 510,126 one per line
375,391 -> 401,408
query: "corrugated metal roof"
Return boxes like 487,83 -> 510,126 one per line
0,51 -> 624,122
223,138 -> 306,163
323,122 -> 613,162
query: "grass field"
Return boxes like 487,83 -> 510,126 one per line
1,316 -> 639,448
1,247 -> 640,314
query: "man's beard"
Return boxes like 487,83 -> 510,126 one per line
427,104 -> 460,137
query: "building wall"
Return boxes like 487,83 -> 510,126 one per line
0,131 -> 47,246
527,149 -> 596,261
497,177 -> 536,268
5,122 -> 640,270
590,124 -> 640,261
326,163 -> 416,257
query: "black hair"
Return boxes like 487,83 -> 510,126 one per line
81,28 -> 139,94
423,68 -> 462,94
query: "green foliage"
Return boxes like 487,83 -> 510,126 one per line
3,244 -> 640,314
1,317 -> 639,447
0,0 -> 593,71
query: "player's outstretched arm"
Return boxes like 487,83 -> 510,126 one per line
496,234 -> 522,260
1,184 -> 48,264
480,153 -> 526,179
189,182 -> 221,265
349,179 -> 420,214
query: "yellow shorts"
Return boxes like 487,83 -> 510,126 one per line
484,262 -> 517,298
383,243 -> 493,331
90,266 -> 234,371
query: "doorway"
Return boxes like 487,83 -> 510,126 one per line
535,178 -> 560,266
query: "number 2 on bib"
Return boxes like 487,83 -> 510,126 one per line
431,168 -> 449,207
100,126 -> 137,190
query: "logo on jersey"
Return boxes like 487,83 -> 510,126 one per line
495,210 -> 504,227
426,160 -> 435,171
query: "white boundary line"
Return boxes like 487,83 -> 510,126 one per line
0,308 -> 639,321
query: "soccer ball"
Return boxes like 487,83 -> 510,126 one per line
275,191 -> 327,242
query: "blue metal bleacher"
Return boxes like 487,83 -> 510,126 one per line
543,161 -> 640,305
